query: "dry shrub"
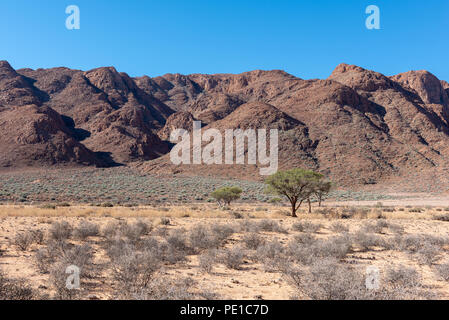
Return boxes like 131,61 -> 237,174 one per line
132,277 -> 217,300
396,234 -> 449,253
315,207 -> 336,216
386,265 -> 421,288
101,220 -> 121,239
211,223 -> 237,240
188,223 -> 236,251
199,250 -> 218,273
156,240 -> 188,264
258,220 -> 287,234
435,264 -> 449,281
189,224 -> 219,250
43,242 -> 94,299
434,213 -> 449,222
160,217 -> 171,225
49,262 -> 81,300
59,244 -> 95,277
287,258 -> 365,300
35,240 -> 71,274
121,220 -> 152,244
221,246 -> 245,270
0,272 -> 35,300
359,221 -> 384,235
330,222 -> 349,233
243,232 -> 265,250
288,234 -> 351,265
416,242 -> 441,265
13,231 -> 35,251
73,220 -> 99,240
353,231 -> 384,251
239,220 -> 261,233
387,223 -> 404,235
256,238 -> 287,272
35,247 -> 55,274
340,207 -> 369,219
28,229 -> 45,245
166,229 -> 191,253
292,221 -> 322,233
49,221 -> 73,241
382,265 -> 433,299
111,248 -> 162,297
287,260 -> 431,300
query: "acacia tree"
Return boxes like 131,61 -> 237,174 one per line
313,179 -> 332,207
211,186 -> 242,207
265,168 -> 323,217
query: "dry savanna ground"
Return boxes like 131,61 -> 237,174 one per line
1,203 -> 449,300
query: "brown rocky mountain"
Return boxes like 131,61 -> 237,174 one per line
1,60 -> 449,188
16,65 -> 173,164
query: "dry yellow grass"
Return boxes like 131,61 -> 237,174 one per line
0,203 -> 444,220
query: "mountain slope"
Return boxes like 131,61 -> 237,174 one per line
2,60 -> 449,189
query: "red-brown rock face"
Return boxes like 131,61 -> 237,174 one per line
2,60 -> 449,189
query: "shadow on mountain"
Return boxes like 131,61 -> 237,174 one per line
94,152 -> 123,168
61,115 -> 91,141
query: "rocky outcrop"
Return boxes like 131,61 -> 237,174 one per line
2,60 -> 449,189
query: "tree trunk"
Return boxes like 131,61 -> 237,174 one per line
291,200 -> 297,217
318,195 -> 322,207
307,197 -> 312,213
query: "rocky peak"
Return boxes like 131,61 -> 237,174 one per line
391,70 -> 449,105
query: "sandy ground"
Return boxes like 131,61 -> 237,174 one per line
1,204 -> 449,300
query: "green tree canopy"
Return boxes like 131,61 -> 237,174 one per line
313,179 -> 332,207
211,186 -> 242,207
265,168 -> 324,217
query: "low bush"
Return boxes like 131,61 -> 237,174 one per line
199,250 -> 218,273
330,222 -> 349,233
434,213 -> 449,222
287,258 -> 365,300
121,220 -> 152,244
258,220 -> 287,233
13,231 -> 35,251
416,242 -> 441,265
221,246 -> 245,270
292,221 -> 322,233
160,217 -> 171,225
111,249 -> 162,297
353,231 -> 384,251
0,272 -> 35,300
133,277 -> 216,300
435,264 -> 449,281
49,221 -> 73,241
73,221 -> 99,240
243,233 -> 265,250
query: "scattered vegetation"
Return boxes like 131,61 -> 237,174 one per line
2,203 -> 449,300
211,186 -> 242,208
265,168 -> 331,216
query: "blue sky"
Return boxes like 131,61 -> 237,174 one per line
1,0 -> 448,80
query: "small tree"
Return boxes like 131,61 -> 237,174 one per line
211,186 -> 242,207
313,179 -> 332,207
265,168 -> 323,217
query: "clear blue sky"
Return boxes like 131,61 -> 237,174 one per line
1,0 -> 448,80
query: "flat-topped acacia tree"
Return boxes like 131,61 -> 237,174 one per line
211,186 -> 242,208
265,168 -> 325,217
313,179 -> 332,207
